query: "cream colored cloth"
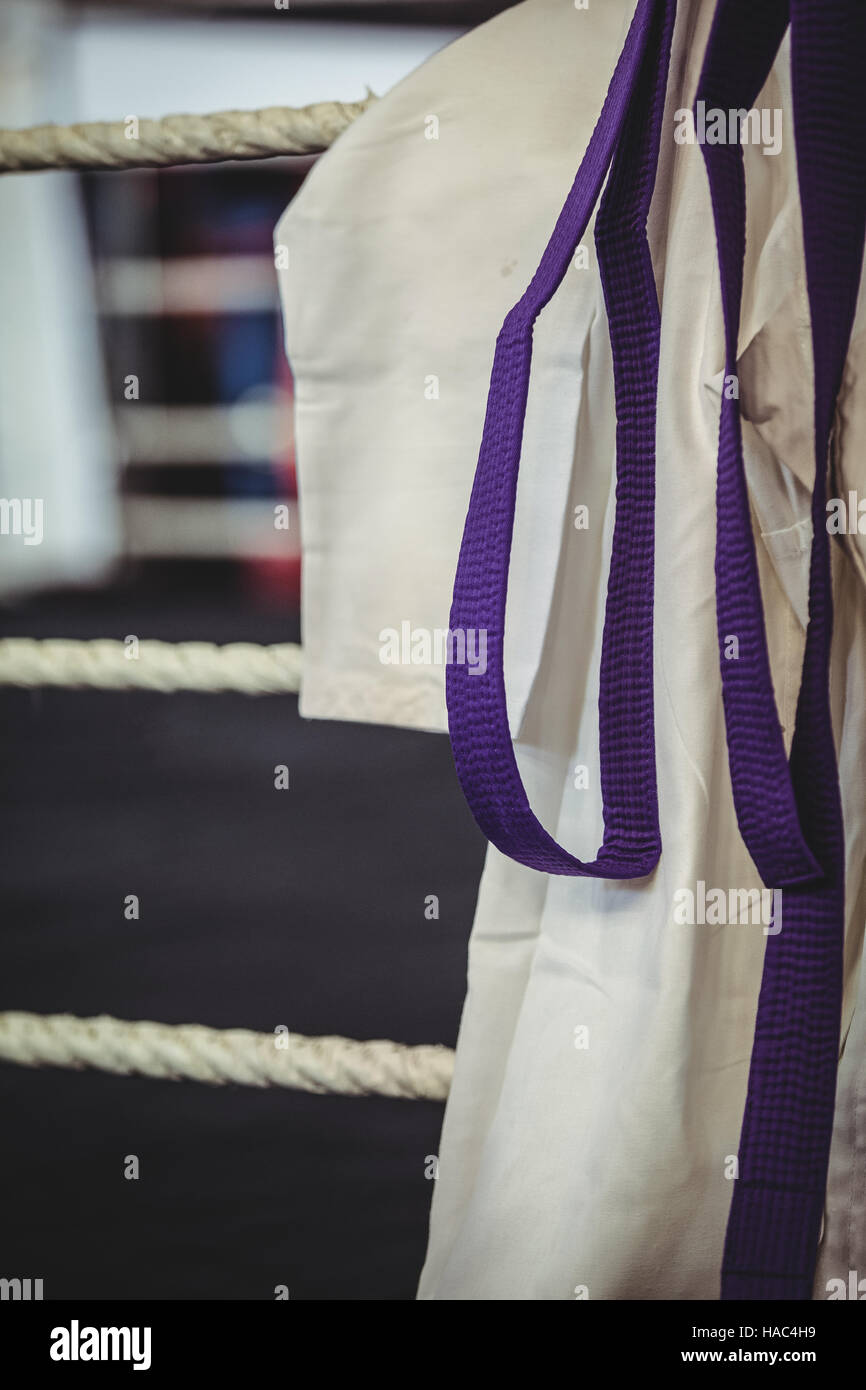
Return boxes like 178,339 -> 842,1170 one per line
276,0 -> 866,1299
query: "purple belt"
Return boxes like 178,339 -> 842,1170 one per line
446,0 -> 866,1299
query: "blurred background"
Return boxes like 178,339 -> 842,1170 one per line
0,0 -> 509,1299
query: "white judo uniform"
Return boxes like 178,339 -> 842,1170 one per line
276,0 -> 866,1299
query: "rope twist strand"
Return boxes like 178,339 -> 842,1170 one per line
0,638 -> 303,695
0,1012 -> 454,1101
0,97 -> 375,173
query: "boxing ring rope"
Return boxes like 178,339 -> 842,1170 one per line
0,97 -> 375,173
0,638 -> 303,695
0,99 -> 454,1106
0,1013 -> 453,1100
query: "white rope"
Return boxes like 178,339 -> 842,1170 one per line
0,638 -> 302,695
0,1012 -> 454,1101
0,97 -> 375,174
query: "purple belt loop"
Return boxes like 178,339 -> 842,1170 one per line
698,0 -> 865,1299
446,0 -> 674,878
696,0 -> 821,891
